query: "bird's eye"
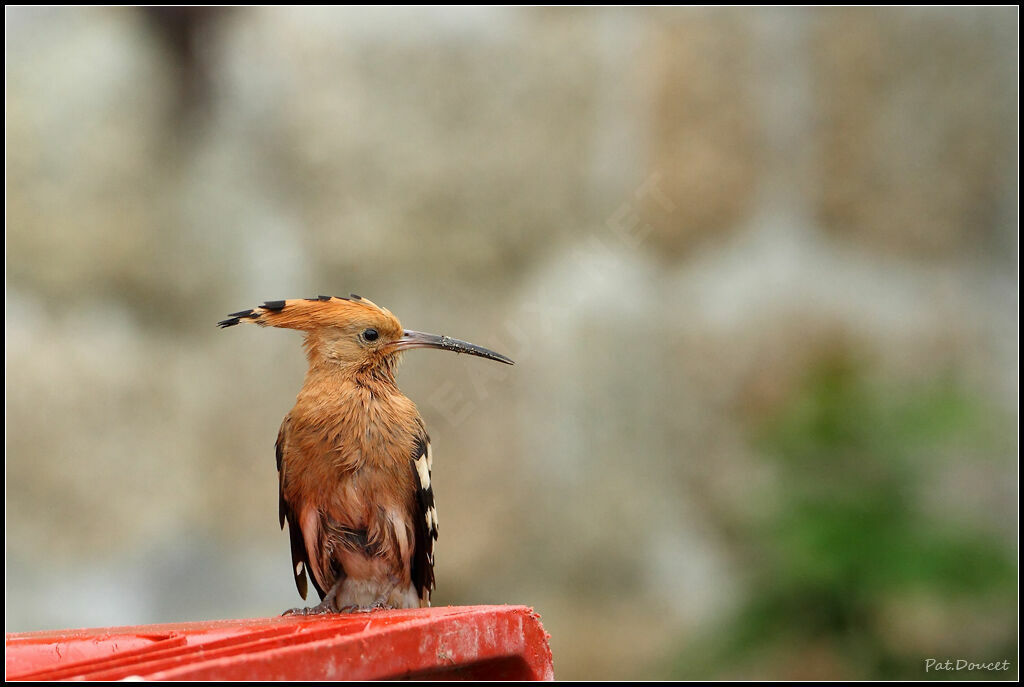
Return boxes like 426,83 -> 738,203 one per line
362,328 -> 379,342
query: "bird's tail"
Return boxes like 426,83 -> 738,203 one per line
218,295 -> 387,330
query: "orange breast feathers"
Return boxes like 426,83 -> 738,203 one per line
277,378 -> 425,593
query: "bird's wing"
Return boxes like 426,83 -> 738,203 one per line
409,427 -> 438,604
277,415 -> 325,601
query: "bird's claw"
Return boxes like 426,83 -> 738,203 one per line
281,602 -> 337,616
336,602 -> 391,614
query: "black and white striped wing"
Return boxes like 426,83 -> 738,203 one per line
277,415 -> 325,601
410,432 -> 438,605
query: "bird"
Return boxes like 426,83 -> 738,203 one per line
218,295 -> 513,613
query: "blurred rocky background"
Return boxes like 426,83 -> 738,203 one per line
5,6 -> 1017,680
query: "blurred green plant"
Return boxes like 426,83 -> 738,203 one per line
668,355 -> 1016,680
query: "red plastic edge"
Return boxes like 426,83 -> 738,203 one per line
5,604 -> 554,681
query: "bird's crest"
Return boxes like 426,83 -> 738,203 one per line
218,294 -> 396,331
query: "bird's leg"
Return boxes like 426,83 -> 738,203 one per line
336,576 -> 400,613
282,578 -> 343,616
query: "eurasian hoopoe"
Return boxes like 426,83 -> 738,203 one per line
219,295 -> 513,613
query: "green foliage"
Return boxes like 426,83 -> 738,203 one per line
668,356 -> 1016,679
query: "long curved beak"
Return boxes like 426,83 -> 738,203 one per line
392,330 -> 514,365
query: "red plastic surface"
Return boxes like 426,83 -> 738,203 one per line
5,605 -> 554,681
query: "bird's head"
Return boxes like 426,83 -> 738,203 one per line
219,295 -> 513,375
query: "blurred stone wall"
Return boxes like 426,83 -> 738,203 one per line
5,6 -> 1017,680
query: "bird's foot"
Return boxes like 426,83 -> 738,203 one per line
282,578 -> 345,616
281,600 -> 337,616
336,600 -> 392,614
334,580 -> 402,613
